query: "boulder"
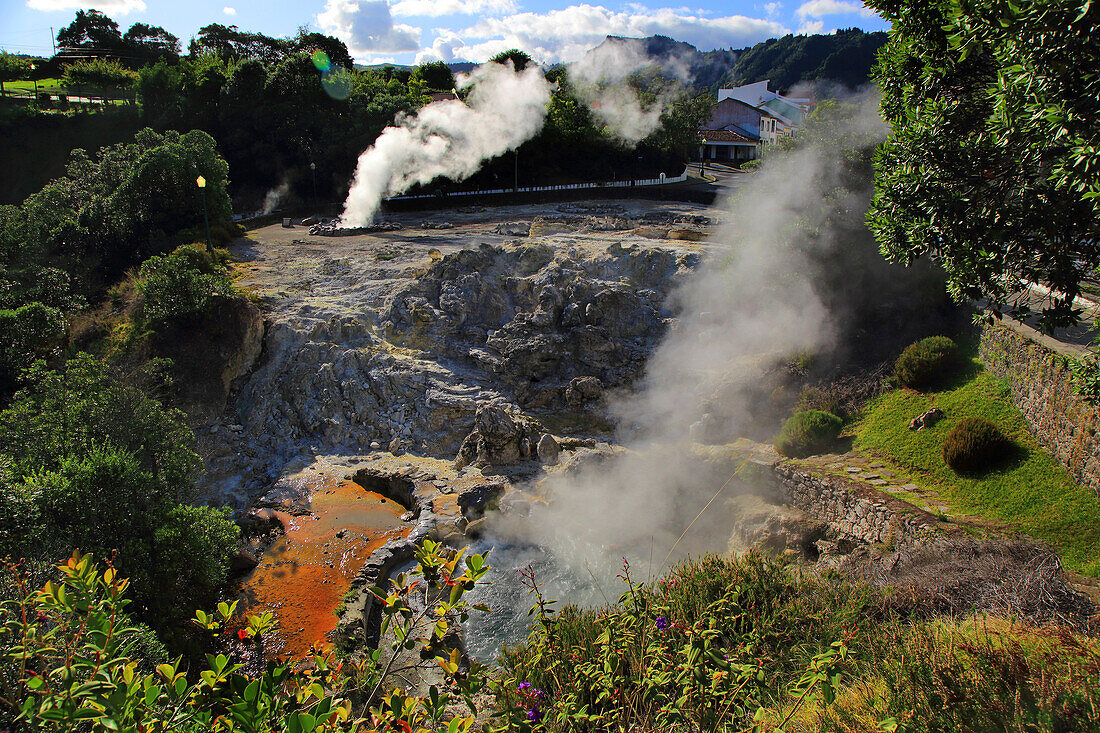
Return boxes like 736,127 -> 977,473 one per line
231,547 -> 260,573
537,433 -> 560,464
565,376 -> 603,407
455,401 -> 542,468
909,407 -> 944,431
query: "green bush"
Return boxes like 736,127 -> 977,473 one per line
894,336 -> 959,390
774,409 -> 843,457
137,245 -> 233,322
942,417 -> 1012,473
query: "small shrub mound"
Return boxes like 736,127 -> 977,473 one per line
942,417 -> 1011,473
137,245 -> 233,322
775,409 -> 842,457
894,336 -> 959,390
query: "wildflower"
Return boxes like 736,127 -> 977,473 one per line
526,707 -> 542,722
237,628 -> 250,640
518,682 -> 531,691
655,616 -> 669,630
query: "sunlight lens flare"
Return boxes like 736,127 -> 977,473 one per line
311,50 -> 332,72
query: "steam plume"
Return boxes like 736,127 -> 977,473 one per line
491,93 -> 894,577
341,62 -> 553,226
261,180 -> 290,215
567,39 -> 693,144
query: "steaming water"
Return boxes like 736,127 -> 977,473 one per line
463,539 -> 602,662
463,478 -> 748,662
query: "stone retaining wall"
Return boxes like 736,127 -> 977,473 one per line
980,322 -> 1100,497
772,463 -> 942,547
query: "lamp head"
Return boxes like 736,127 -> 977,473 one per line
310,162 -> 316,170
196,175 -> 206,188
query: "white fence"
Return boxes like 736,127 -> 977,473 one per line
385,169 -> 689,202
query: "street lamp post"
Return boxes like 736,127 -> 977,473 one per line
310,162 -> 317,208
196,175 -> 212,254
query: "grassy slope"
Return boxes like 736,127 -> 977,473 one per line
853,359 -> 1100,577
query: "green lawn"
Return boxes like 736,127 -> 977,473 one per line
853,359 -> 1100,577
2,78 -> 63,93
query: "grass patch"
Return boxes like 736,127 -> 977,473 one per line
3,78 -> 63,93
854,358 -> 1100,577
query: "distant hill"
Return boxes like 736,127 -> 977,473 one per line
355,28 -> 885,94
596,35 -> 739,89
721,28 -> 887,93
590,28 -> 886,94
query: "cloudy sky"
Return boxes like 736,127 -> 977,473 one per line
1,0 -> 886,65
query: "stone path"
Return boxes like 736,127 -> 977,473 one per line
798,450 -> 1013,539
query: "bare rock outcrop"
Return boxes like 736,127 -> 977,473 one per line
455,401 -> 543,469
380,243 -> 696,407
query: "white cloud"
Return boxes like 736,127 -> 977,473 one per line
795,0 -> 874,18
437,4 -> 790,64
764,1 -> 782,16
796,19 -> 824,34
317,0 -> 421,56
223,5 -> 236,15
26,0 -> 145,14
391,0 -> 517,18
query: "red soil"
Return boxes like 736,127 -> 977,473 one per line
238,478 -> 409,658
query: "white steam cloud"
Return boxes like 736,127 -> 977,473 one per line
339,39 -> 710,224
491,94 -> 891,578
567,39 -> 692,144
341,62 -> 553,226
261,180 -> 290,215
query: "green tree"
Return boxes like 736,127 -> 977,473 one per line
0,52 -> 31,95
19,128 -> 232,289
867,0 -> 1100,330
55,9 -> 125,57
61,58 -> 138,97
0,357 -> 238,626
137,245 -> 234,322
123,22 -> 180,62
413,60 -> 455,91
0,354 -> 199,499
293,30 -> 353,70
136,60 -> 183,124
489,48 -> 534,71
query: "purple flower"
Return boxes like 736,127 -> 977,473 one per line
518,682 -> 531,690
655,616 -> 669,630
526,707 -> 542,722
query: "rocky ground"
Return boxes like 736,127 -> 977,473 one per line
202,196 -> 1093,673
197,200 -> 712,507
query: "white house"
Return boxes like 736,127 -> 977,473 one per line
717,80 -> 812,138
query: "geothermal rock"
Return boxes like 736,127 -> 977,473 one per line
536,433 -> 560,464
909,407 -> 944,431
380,243 -> 693,408
564,376 -> 603,408
455,401 -> 542,468
492,222 -> 530,236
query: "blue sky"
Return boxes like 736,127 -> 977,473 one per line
0,0 -> 888,65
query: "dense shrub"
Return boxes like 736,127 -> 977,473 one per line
942,417 -> 1012,473
137,245 -> 233,322
775,409 -> 843,457
894,336 -> 959,390
0,355 -> 237,628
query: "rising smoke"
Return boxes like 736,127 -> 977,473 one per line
567,39 -> 692,144
341,62 -> 553,226
261,180 -> 291,215
340,43 -> 696,225
488,94 -> 897,581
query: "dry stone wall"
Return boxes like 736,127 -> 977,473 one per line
772,463 -> 942,547
979,321 -> 1100,497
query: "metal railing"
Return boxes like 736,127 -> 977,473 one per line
385,169 -> 689,202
